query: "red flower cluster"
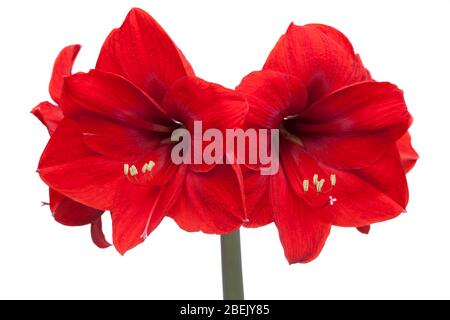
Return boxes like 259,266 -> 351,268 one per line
33,9 -> 417,263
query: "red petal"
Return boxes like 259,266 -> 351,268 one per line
163,76 -> 248,131
357,225 -> 371,234
38,119 -> 122,210
295,81 -> 411,140
294,82 -> 411,170
77,116 -> 178,187
302,135 -> 392,170
49,44 -> 81,103
31,101 -> 64,135
236,70 -> 307,129
112,167 -> 185,255
242,168 -> 273,228
49,188 -> 64,213
49,189 -> 103,226
96,8 -> 194,102
324,145 -> 408,227
163,76 -> 248,172
271,167 -> 331,264
91,217 -> 112,249
169,164 -> 246,234
397,132 -> 419,173
264,24 -> 370,101
275,139 -> 407,228
61,70 -> 169,131
78,115 -> 166,161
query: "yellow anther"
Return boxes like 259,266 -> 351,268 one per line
147,160 -> 156,171
303,180 -> 309,192
130,165 -> 138,177
316,179 -> 325,192
123,164 -> 130,175
313,174 -> 319,185
330,174 -> 336,186
141,161 -> 155,174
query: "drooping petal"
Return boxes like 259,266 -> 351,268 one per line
111,166 -> 186,255
396,132 -> 419,173
91,217 -> 112,249
61,70 -> 169,130
271,167 -> 331,264
163,76 -> 248,131
49,44 -> 81,103
236,70 -> 307,129
31,101 -> 63,135
49,189 -> 103,226
264,23 -> 370,102
169,164 -> 246,234
96,8 -> 194,102
38,119 -> 122,210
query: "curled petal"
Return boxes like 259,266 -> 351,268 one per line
50,44 -> 81,103
31,101 -> 63,135
49,189 -> 103,226
396,132 -> 419,173
91,216 -> 112,249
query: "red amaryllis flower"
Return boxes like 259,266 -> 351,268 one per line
36,8 -> 247,254
32,45 -> 110,248
237,23 -> 416,263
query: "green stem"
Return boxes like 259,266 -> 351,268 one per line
220,229 -> 244,300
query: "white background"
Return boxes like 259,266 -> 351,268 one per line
0,0 -> 449,299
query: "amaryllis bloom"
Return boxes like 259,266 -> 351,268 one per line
237,23 -> 417,263
36,8 -> 247,254
32,45 -> 110,248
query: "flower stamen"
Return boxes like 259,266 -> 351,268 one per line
130,165 -> 138,177
330,174 -> 336,186
147,160 -> 156,171
123,164 -> 130,176
313,174 -> 319,185
302,174 -> 338,207
316,179 -> 325,192
303,179 -> 309,192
